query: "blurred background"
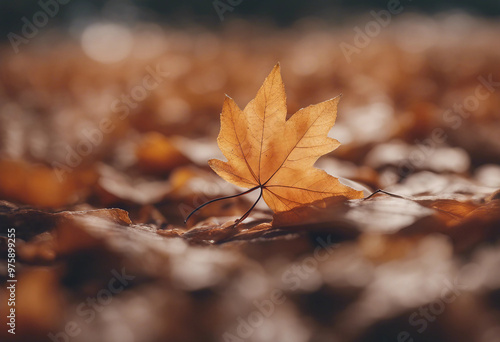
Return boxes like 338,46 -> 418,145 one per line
1,1 -> 500,342
2,0 -> 500,31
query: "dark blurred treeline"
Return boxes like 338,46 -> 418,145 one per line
1,0 -> 499,38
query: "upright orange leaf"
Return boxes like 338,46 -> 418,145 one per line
208,63 -> 363,217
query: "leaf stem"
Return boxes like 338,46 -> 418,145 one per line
184,186 -> 260,223
234,186 -> 263,225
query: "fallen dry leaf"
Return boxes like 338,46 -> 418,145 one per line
135,131 -> 189,173
0,159 -> 97,208
97,163 -> 171,205
208,64 -> 363,220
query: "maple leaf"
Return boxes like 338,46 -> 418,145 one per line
207,63 -> 363,219
186,64 -> 363,224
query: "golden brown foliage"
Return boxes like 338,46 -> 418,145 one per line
209,64 -> 363,215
